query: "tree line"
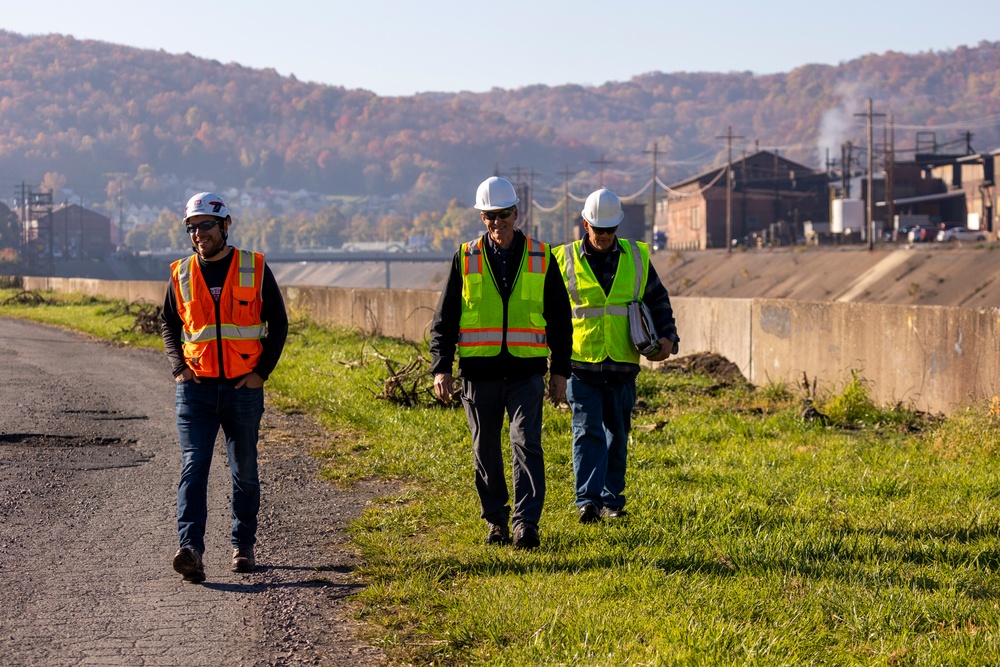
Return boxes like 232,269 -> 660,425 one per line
1,31 -> 998,252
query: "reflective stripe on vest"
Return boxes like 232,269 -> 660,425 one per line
457,235 -> 549,357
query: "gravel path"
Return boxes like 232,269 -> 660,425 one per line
0,317 -> 388,666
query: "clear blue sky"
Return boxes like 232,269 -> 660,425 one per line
3,0 -> 996,97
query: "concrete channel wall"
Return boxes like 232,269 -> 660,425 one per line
20,276 -> 1000,415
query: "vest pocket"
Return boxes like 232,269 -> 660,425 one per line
459,310 -> 480,328
231,296 -> 260,325
462,273 -> 483,304
520,272 -> 545,303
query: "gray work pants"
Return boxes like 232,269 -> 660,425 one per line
461,374 -> 546,529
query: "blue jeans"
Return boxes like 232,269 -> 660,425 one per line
175,380 -> 264,554
566,375 -> 636,510
461,375 -> 546,529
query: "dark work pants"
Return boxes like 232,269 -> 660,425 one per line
461,374 -> 546,529
175,380 -> 264,554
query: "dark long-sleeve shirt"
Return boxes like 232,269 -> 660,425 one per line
565,236 -> 679,384
161,247 -> 288,383
429,230 -> 573,382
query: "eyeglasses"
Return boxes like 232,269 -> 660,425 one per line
591,225 -> 619,236
185,220 -> 221,234
483,207 -> 515,222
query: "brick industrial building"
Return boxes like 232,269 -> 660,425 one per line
658,151 -> 829,250
25,203 -> 113,259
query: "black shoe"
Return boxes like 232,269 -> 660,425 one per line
602,507 -> 628,519
172,546 -> 205,583
512,523 -> 540,550
578,502 -> 601,524
231,546 -> 256,573
485,522 -> 511,545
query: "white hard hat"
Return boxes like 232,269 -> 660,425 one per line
475,177 -> 519,211
183,192 -> 230,222
582,188 -> 624,228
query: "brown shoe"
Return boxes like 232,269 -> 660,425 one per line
512,523 -> 540,550
231,546 -> 256,573
485,522 -> 511,546
172,547 -> 205,583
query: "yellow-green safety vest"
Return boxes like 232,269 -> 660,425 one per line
458,235 -> 550,358
552,238 -> 649,364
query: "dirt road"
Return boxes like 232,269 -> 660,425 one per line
0,318 -> 387,666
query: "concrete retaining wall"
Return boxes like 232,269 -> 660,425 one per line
749,299 -> 1000,413
282,285 -> 441,343
23,277 -> 165,304
18,276 -> 1000,414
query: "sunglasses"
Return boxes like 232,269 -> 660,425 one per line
483,207 -> 515,221
185,220 -> 221,234
591,225 -> 619,236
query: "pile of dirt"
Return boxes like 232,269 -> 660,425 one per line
660,352 -> 750,387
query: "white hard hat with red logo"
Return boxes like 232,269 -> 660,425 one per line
474,177 -> 519,211
183,192 -> 230,222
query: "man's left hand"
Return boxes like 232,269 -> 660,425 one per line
646,338 -> 675,362
235,372 -> 265,389
548,374 -> 568,405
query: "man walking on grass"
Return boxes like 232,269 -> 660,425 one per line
552,188 -> 679,524
430,176 -> 572,550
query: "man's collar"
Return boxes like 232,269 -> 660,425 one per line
485,229 -> 523,254
581,236 -> 622,256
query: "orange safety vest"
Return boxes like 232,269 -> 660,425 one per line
170,249 -> 267,378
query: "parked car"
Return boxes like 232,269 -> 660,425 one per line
907,225 -> 938,243
936,226 -> 988,243
652,231 -> 667,251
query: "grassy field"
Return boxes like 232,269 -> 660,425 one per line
4,287 -> 1000,665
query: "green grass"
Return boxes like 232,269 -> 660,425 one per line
0,288 -> 166,348
5,287 -> 1000,665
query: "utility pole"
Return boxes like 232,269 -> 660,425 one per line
590,154 -> 614,188
526,167 -> 540,237
855,98 -> 884,251
741,149 -> 748,238
886,116 -> 895,235
716,126 -> 744,253
19,182 -> 27,264
561,166 -> 572,244
643,143 -> 665,247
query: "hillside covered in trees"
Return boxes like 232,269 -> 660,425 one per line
1,31 -> 998,251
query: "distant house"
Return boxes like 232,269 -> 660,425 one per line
28,203 -> 113,259
658,151 -> 829,250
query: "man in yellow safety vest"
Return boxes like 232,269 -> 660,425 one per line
430,176 -> 572,549
552,188 -> 679,524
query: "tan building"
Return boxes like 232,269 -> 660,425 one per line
880,149 -> 997,235
659,151 -> 828,250
948,149 -> 997,233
